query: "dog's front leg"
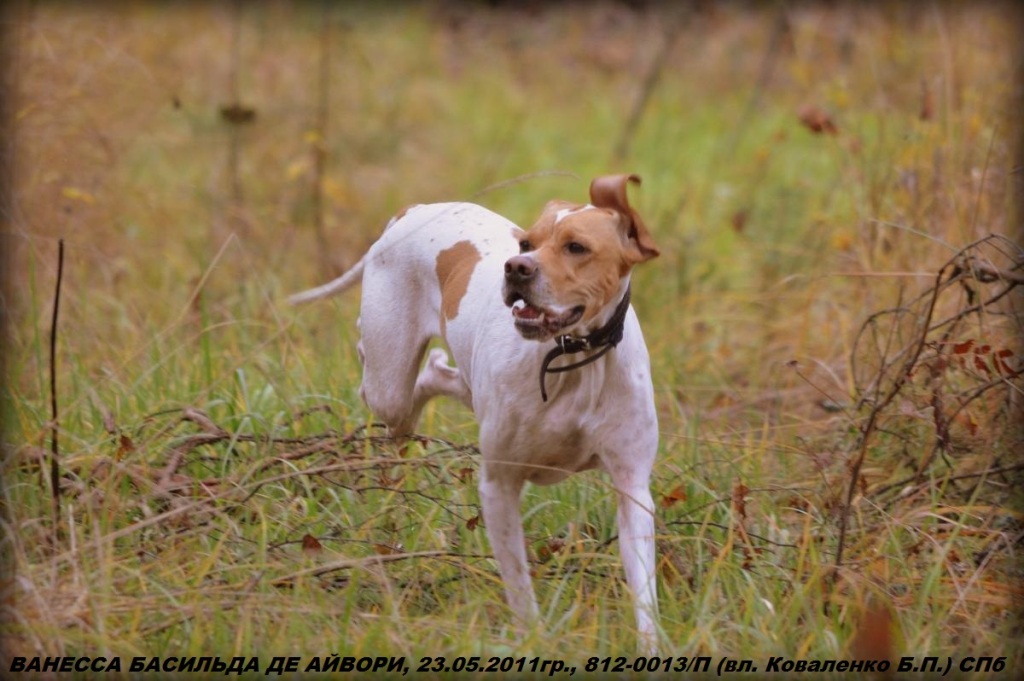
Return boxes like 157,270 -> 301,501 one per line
609,467 -> 659,655
478,472 -> 539,627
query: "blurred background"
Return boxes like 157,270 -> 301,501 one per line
5,1 -> 1020,406
5,2 -> 1018,281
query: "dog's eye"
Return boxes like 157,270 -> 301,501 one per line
566,241 -> 589,255
519,240 -> 532,253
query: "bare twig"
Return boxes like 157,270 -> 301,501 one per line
49,239 -> 65,540
851,237 -> 1023,406
872,463 -> 1024,501
270,551 -> 483,587
963,257 -> 1024,285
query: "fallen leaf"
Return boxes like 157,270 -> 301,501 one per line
536,538 -> 565,564
302,533 -> 323,557
952,339 -> 974,354
994,348 -> 1015,375
731,480 -> 749,520
116,434 -> 134,460
661,484 -> 687,508
973,355 -> 991,375
798,104 -> 838,135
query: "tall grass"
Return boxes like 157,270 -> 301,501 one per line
2,1 -> 1022,674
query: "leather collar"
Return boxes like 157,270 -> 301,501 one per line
538,286 -> 631,402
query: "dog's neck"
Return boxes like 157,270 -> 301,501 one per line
538,280 -> 632,402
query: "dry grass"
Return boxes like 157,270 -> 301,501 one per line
2,1 -> 1022,674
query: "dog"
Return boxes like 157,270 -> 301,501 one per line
290,174 -> 660,651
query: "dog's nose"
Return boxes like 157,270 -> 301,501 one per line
504,255 -> 537,282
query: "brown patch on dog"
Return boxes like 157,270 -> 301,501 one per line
435,240 -> 482,328
392,204 -> 416,222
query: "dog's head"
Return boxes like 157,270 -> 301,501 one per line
503,174 -> 659,341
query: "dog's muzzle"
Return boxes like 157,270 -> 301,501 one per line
503,255 -> 584,340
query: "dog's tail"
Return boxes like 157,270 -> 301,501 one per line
287,257 -> 365,305
288,205 -> 420,306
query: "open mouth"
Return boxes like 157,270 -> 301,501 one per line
504,291 -> 584,339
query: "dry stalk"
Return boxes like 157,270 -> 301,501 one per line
48,239 -> 65,542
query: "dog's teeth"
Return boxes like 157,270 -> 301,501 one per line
511,299 -> 526,312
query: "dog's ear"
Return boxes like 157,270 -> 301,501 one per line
589,174 -> 660,262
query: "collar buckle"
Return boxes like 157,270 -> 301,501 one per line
557,335 -> 590,352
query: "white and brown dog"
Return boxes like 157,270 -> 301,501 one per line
290,174 -> 660,651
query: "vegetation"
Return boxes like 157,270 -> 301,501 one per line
2,2 -> 1021,676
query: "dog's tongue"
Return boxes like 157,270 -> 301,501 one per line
512,302 -> 543,320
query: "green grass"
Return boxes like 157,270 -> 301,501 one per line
3,2 -> 1023,677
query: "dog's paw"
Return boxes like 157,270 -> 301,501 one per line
425,348 -> 459,379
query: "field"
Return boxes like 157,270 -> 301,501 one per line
2,2 -> 1023,677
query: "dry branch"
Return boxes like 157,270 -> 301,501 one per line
48,239 -> 65,540
270,550 -> 478,587
834,234 -> 1024,583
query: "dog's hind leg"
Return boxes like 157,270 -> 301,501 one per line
358,353 -> 425,436
357,325 -> 470,436
356,274 -> 471,436
355,278 -> 436,436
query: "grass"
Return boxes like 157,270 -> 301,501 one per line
2,1 -> 1023,677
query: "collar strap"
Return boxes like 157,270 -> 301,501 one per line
539,286 -> 631,402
